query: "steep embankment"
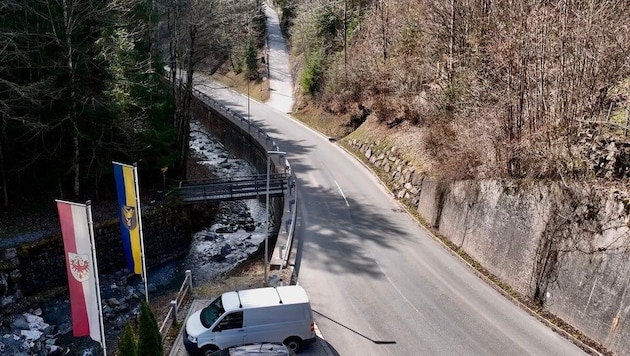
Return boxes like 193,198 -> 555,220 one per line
287,0 -> 630,181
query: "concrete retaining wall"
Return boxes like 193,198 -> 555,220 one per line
349,139 -> 630,355
191,90 -> 296,270
439,180 -> 553,297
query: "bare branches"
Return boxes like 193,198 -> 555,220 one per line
294,0 -> 630,180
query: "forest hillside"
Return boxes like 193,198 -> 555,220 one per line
0,0 -> 263,217
283,0 -> 630,183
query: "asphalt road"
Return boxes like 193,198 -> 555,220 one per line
192,76 -> 586,355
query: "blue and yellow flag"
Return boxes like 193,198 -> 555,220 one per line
113,162 -> 143,276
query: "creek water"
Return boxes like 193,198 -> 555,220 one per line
9,119 -> 269,355
152,119 -> 268,286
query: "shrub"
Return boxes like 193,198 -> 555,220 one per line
300,50 -> 324,94
117,322 -> 137,356
138,301 -> 163,356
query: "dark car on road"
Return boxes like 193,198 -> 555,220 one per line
209,343 -> 296,356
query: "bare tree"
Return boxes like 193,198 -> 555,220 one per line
290,0 -> 630,179
164,0 -> 261,178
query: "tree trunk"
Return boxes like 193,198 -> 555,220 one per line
0,138 -> 8,208
449,0 -> 455,81
62,0 -> 80,197
178,24 -> 197,181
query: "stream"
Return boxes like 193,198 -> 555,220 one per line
0,119 -> 268,355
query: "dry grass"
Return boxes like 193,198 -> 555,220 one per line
211,62 -> 270,103
292,102 -> 355,139
293,105 -> 431,177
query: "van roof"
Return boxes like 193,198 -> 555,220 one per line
221,285 -> 309,311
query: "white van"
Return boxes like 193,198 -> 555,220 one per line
183,286 -> 316,355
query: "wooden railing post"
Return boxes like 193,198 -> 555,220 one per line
186,270 -> 192,290
170,300 -> 177,325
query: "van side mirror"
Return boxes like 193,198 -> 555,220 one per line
212,325 -> 222,332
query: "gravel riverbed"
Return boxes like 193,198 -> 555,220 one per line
0,119 -> 280,355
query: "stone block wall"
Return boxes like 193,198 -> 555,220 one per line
348,139 -> 630,355
350,140 -> 425,209
0,247 -> 23,308
0,205 -> 192,308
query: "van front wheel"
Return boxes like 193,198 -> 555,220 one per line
200,345 -> 219,356
283,337 -> 303,353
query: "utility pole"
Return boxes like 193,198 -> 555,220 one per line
344,0 -> 347,86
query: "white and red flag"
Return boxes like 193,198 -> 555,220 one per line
56,200 -> 105,349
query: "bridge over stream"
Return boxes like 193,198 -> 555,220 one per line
167,173 -> 291,203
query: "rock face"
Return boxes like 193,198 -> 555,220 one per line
350,139 -> 630,355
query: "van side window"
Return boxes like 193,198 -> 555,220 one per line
215,311 -> 243,331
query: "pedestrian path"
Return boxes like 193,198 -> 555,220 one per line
170,173 -> 288,203
264,2 -> 294,114
168,299 -> 210,356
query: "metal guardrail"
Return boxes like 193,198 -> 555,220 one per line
160,270 -> 193,341
192,88 -> 282,153
170,173 -> 289,203
191,86 -> 297,271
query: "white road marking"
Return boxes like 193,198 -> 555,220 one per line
335,180 -> 350,207
377,262 -> 426,320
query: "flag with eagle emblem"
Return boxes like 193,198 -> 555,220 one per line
56,200 -> 103,344
113,161 -> 145,276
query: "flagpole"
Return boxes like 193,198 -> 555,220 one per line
133,163 -> 149,303
86,200 -> 107,356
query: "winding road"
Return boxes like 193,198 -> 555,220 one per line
190,3 -> 587,356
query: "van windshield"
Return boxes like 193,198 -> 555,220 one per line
200,297 -> 225,328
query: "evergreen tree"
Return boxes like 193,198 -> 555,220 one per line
117,322 -> 137,356
245,39 -> 258,80
138,301 -> 163,356
0,0 -> 175,205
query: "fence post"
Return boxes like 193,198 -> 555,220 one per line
626,108 -> 629,137
186,270 -> 192,291
170,300 -> 178,325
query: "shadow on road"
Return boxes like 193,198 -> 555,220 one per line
313,309 -> 397,346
